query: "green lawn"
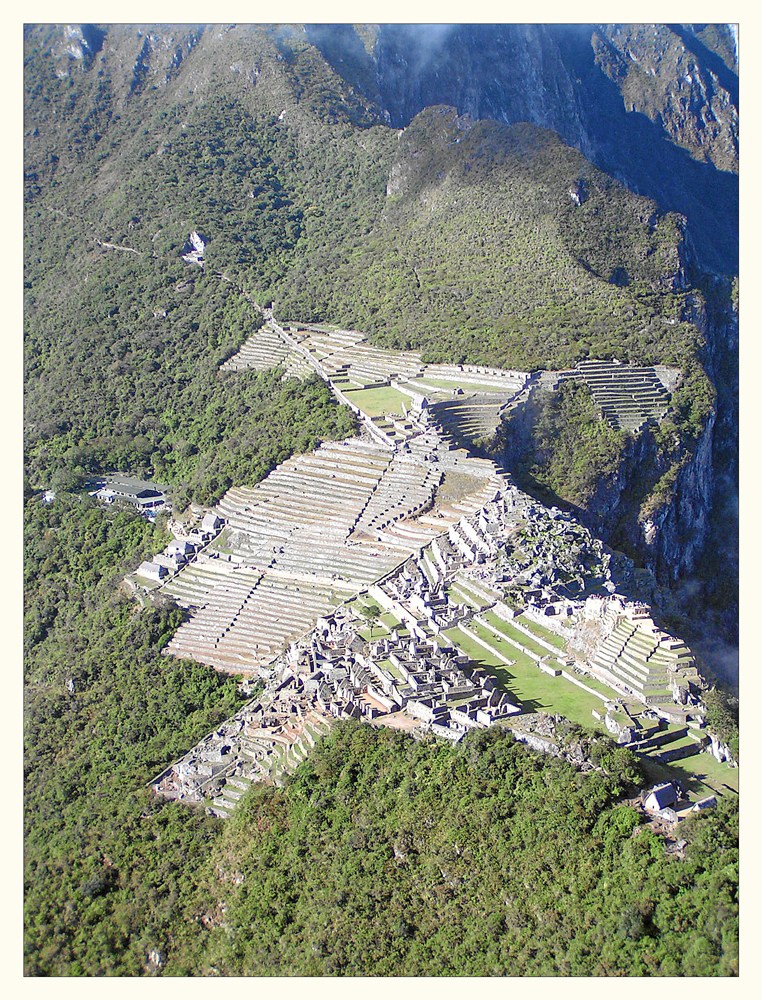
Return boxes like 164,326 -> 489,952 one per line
380,612 -> 403,629
350,600 -> 410,641
639,751 -> 739,802
466,620 -> 537,668
357,624 -> 388,642
343,386 -> 410,418
445,625 -> 608,734
377,658 -> 405,682
353,594 -> 383,614
410,376 -> 515,394
515,613 -> 569,650
627,711 -> 664,734
477,613 -> 622,700
348,595 -> 394,641
481,611 -> 552,658
658,733 -> 701,754
559,668 -> 621,701
447,581 -> 487,610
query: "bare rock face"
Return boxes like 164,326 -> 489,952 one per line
303,22 -> 738,180
374,24 -> 588,147
38,23 -> 205,93
321,22 -> 738,273
54,24 -> 106,71
568,179 -> 588,206
637,410 -> 716,582
591,24 -> 738,174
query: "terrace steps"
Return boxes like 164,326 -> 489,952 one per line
559,359 -> 672,433
220,322 -> 313,379
588,617 -> 693,706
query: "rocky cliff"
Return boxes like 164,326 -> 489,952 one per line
497,384 -> 714,584
609,412 -> 716,583
307,23 -> 738,275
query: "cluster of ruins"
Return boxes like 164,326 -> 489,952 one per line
134,512 -> 222,585
142,313 -> 726,818
149,466 -> 706,817
148,429 -> 504,673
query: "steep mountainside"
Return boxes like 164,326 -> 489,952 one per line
26,22 -> 738,278
307,23 -> 738,275
301,22 -> 739,639
23,22 -> 736,646
23,23 -> 739,979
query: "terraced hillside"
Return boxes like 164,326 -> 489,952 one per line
589,613 -> 700,709
289,323 -> 425,385
429,394 -> 516,452
555,359 -> 677,432
220,321 -> 313,378
167,315 -> 689,678
160,430 -> 504,674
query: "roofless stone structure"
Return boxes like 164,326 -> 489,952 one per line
151,474 -> 702,816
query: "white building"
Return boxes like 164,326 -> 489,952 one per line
137,561 -> 168,582
201,512 -> 224,534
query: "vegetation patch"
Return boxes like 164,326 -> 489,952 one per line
173,723 -> 738,976
24,497 -> 245,975
25,254 -> 357,508
498,381 -> 629,509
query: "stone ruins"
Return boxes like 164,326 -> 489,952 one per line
157,432 -> 504,674
141,316 -> 714,817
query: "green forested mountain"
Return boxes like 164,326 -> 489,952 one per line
23,23 -> 738,977
25,256 -> 357,505
25,24 -> 716,476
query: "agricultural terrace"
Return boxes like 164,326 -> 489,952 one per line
404,377 -> 518,395
343,385 -> 411,418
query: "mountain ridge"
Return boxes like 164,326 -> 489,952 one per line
24,23 -> 733,607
